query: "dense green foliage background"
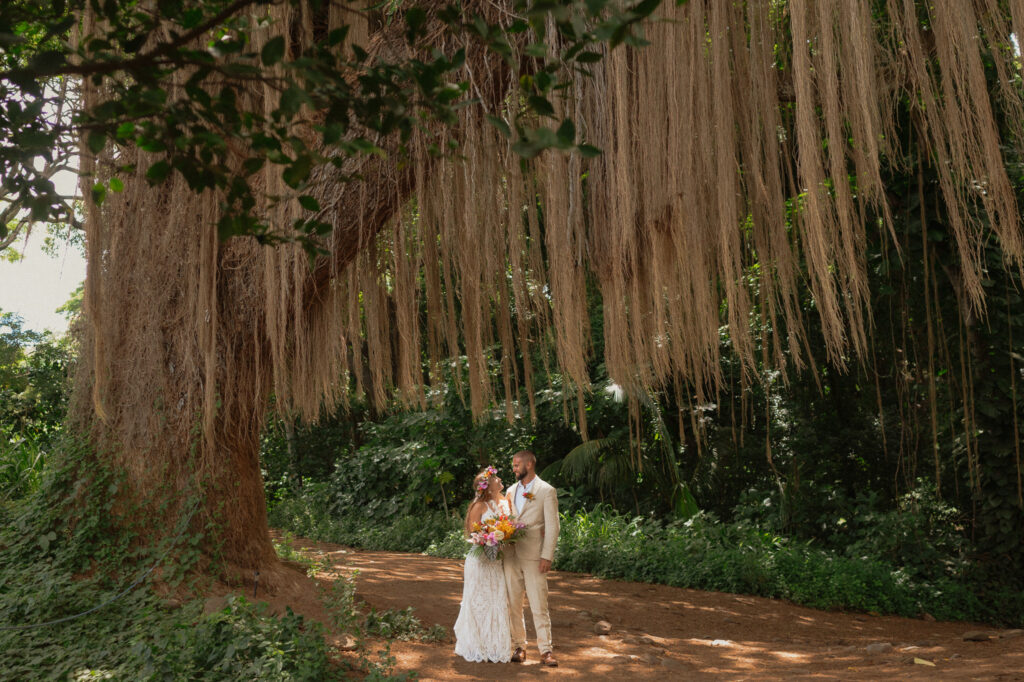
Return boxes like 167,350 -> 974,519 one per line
0,310 -> 74,502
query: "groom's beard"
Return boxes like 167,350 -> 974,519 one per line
517,471 -> 528,481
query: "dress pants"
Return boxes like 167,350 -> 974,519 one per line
503,544 -> 552,654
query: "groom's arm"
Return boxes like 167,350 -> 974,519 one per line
539,484 -> 560,566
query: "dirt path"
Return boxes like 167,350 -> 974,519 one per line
278,536 -> 1023,680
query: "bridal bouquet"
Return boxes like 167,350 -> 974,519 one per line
468,514 -> 527,561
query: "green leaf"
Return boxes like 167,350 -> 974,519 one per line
327,26 -> 349,46
109,177 -> 124,193
157,0 -> 183,16
630,0 -> 662,17
146,160 -> 171,184
181,7 -> 204,28
485,115 -> 511,139
282,155 -> 313,188
29,50 -> 66,73
527,95 -> 554,116
278,86 -> 310,119
242,157 -> 265,176
87,131 -> 106,154
511,139 -> 542,159
115,122 -> 136,140
37,531 -> 56,551
261,36 -> 286,66
405,7 -> 427,42
524,42 -> 548,58
298,195 -> 320,212
534,127 -> 559,147
556,118 -> 576,145
610,23 -> 631,49
91,182 -> 107,206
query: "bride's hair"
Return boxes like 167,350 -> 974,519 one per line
472,465 -> 499,502
464,469 -> 496,536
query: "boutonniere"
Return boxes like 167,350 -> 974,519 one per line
523,492 -> 535,500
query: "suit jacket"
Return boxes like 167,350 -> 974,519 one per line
508,476 -> 560,562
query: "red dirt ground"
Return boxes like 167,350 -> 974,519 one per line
247,535 -> 1024,680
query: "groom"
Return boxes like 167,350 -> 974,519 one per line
504,450 -> 560,667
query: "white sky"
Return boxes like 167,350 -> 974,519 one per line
1,162 -> 85,335
0,229 -> 86,335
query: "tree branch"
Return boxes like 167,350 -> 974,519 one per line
0,0 -> 265,82
0,219 -> 28,251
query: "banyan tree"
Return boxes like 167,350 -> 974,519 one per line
65,0 -> 1024,584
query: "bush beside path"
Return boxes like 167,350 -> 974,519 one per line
283,534 -> 1024,680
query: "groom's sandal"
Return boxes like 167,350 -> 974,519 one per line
541,652 -> 558,667
511,648 -> 526,663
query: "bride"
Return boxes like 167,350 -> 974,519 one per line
453,466 -> 513,663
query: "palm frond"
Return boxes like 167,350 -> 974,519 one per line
560,438 -> 610,482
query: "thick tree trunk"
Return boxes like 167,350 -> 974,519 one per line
70,234 -> 274,583
203,294 -> 277,577
70,150 -> 422,589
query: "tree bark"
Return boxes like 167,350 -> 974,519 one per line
70,157 -> 419,587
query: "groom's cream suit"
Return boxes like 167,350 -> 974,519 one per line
504,476 -> 559,655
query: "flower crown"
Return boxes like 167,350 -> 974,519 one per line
477,465 -> 498,491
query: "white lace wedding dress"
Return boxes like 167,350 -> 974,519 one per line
453,499 -> 512,663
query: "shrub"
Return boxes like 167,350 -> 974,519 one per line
130,597 -> 336,680
271,490 -> 1024,626
268,485 -> 463,555
1,442 -> 344,681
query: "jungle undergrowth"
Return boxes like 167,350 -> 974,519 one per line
0,440 -> 414,680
